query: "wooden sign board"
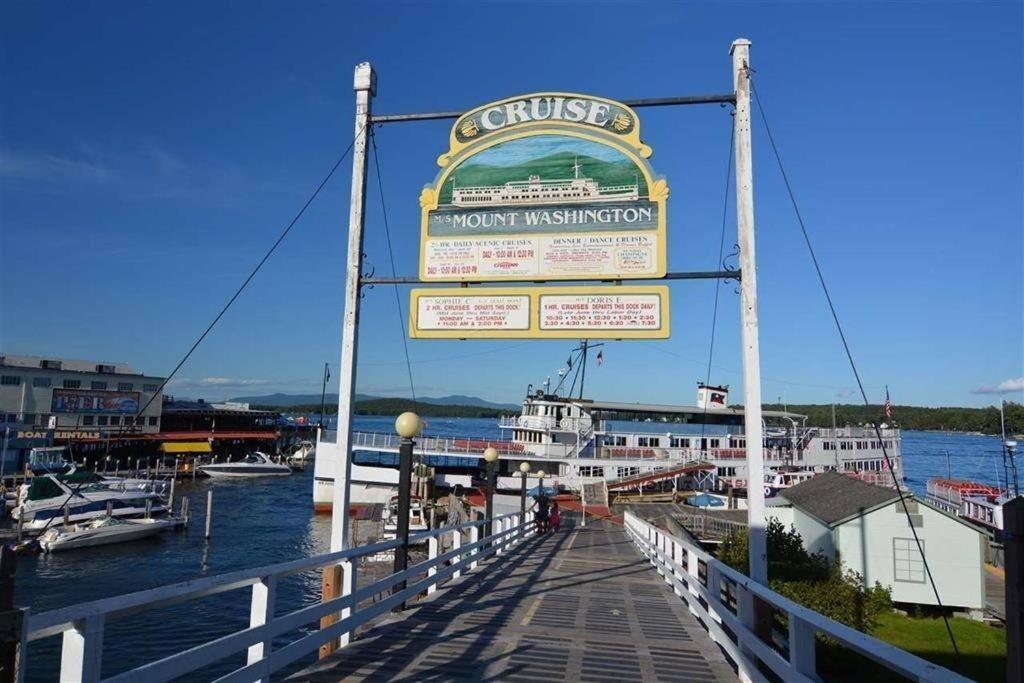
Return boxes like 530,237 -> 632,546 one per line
419,93 -> 668,282
409,286 -> 669,339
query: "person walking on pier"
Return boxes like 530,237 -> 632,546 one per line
550,501 -> 561,532
533,494 -> 550,535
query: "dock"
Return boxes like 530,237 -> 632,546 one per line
290,517 -> 733,682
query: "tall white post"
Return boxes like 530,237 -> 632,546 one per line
330,62 -> 375,552
731,38 -> 767,585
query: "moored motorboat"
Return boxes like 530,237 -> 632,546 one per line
11,471 -> 167,531
199,452 -> 291,478
39,516 -> 176,552
287,440 -> 315,464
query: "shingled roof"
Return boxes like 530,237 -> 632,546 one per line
778,472 -> 904,526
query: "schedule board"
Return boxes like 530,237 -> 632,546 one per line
409,286 -> 669,339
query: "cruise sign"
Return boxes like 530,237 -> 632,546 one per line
412,92 -> 671,340
419,92 -> 668,282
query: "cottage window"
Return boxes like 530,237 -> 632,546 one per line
893,538 -> 926,583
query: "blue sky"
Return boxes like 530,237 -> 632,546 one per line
1,2 -> 1021,408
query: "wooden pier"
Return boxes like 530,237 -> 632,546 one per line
290,518 -> 733,682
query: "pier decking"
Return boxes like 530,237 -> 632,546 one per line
291,518 -> 733,682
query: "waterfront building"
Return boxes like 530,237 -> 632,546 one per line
767,472 -> 987,615
0,354 -> 165,471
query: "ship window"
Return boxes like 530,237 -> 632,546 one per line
638,437 -> 660,447
670,437 -> 688,448
580,466 -> 604,477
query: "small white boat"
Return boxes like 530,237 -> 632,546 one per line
287,440 -> 315,464
199,452 -> 292,479
39,516 -> 176,552
382,495 -> 429,542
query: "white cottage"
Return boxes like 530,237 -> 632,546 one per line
766,472 -> 986,615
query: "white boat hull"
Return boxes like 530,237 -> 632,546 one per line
40,518 -> 175,552
201,468 -> 291,479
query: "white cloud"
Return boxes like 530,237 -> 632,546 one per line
971,376 -> 1024,395
169,377 -> 273,390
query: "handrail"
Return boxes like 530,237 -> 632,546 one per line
622,511 -> 969,683
19,511 -> 535,682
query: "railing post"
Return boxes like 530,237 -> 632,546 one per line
495,518 -> 504,557
427,536 -> 439,595
469,525 -> 479,571
788,614 -> 817,677
246,574 -> 278,676
59,615 -> 104,683
511,513 -> 520,545
339,559 -> 357,648
451,529 -> 462,580
672,539 -> 685,597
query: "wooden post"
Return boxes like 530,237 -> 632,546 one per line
204,490 -> 213,539
63,506 -> 70,528
168,478 -> 176,512
144,499 -> 152,519
330,61 -> 376,554
16,508 -> 24,542
181,497 -> 190,526
731,37 -> 767,586
321,60 -> 375,658
1006,497 -> 1023,683
318,564 -> 343,660
0,546 -> 19,681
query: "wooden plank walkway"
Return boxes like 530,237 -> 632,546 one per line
290,518 -> 734,682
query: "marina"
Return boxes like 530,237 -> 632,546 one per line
1,7 -> 1020,682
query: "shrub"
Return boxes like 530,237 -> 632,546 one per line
717,519 -> 892,632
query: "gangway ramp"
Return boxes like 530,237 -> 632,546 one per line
291,518 -> 733,682
606,461 -> 715,492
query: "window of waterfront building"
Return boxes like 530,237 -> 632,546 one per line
117,382 -> 133,391
82,415 -> 95,426
33,377 -> 52,387
97,416 -> 108,426
22,414 -> 34,424
148,416 -> 158,426
0,376 -> 20,386
893,538 -> 926,583
109,416 -> 121,426
143,384 -> 159,392
91,381 -> 107,390
1,413 -> 15,423
63,379 -> 81,389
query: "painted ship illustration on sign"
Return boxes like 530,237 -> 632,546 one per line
451,158 -> 640,208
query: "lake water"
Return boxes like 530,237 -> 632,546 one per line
14,419 -> 1010,680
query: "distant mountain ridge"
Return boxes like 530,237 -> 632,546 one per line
230,392 -> 519,411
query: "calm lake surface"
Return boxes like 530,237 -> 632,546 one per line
15,418 -> 1007,680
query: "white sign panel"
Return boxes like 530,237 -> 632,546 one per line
415,294 -> 530,332
539,292 -> 664,332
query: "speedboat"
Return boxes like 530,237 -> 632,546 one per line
38,516 -> 176,552
287,440 -> 315,464
198,452 -> 292,479
11,471 -> 167,531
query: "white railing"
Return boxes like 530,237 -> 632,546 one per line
622,511 -> 968,683
18,512 -> 535,683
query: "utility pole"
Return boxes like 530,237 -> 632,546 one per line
578,340 -> 588,400
731,38 -> 767,586
321,61 -> 374,659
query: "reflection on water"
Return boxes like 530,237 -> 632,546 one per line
15,420 -> 1007,680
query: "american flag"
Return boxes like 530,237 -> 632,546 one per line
884,386 -> 892,422
596,350 -> 604,366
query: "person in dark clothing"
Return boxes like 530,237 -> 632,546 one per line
534,495 -> 550,534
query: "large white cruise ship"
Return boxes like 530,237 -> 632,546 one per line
312,383 -> 903,513
450,158 -> 640,207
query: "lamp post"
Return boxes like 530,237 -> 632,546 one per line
393,411 -> 420,611
519,462 -> 530,520
483,447 -> 498,539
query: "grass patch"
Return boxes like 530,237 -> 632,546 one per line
818,612 -> 1005,682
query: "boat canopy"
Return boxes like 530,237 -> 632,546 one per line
26,477 -> 65,501
160,442 -> 213,454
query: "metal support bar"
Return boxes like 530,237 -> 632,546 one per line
370,93 -> 736,123
360,270 -> 741,286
